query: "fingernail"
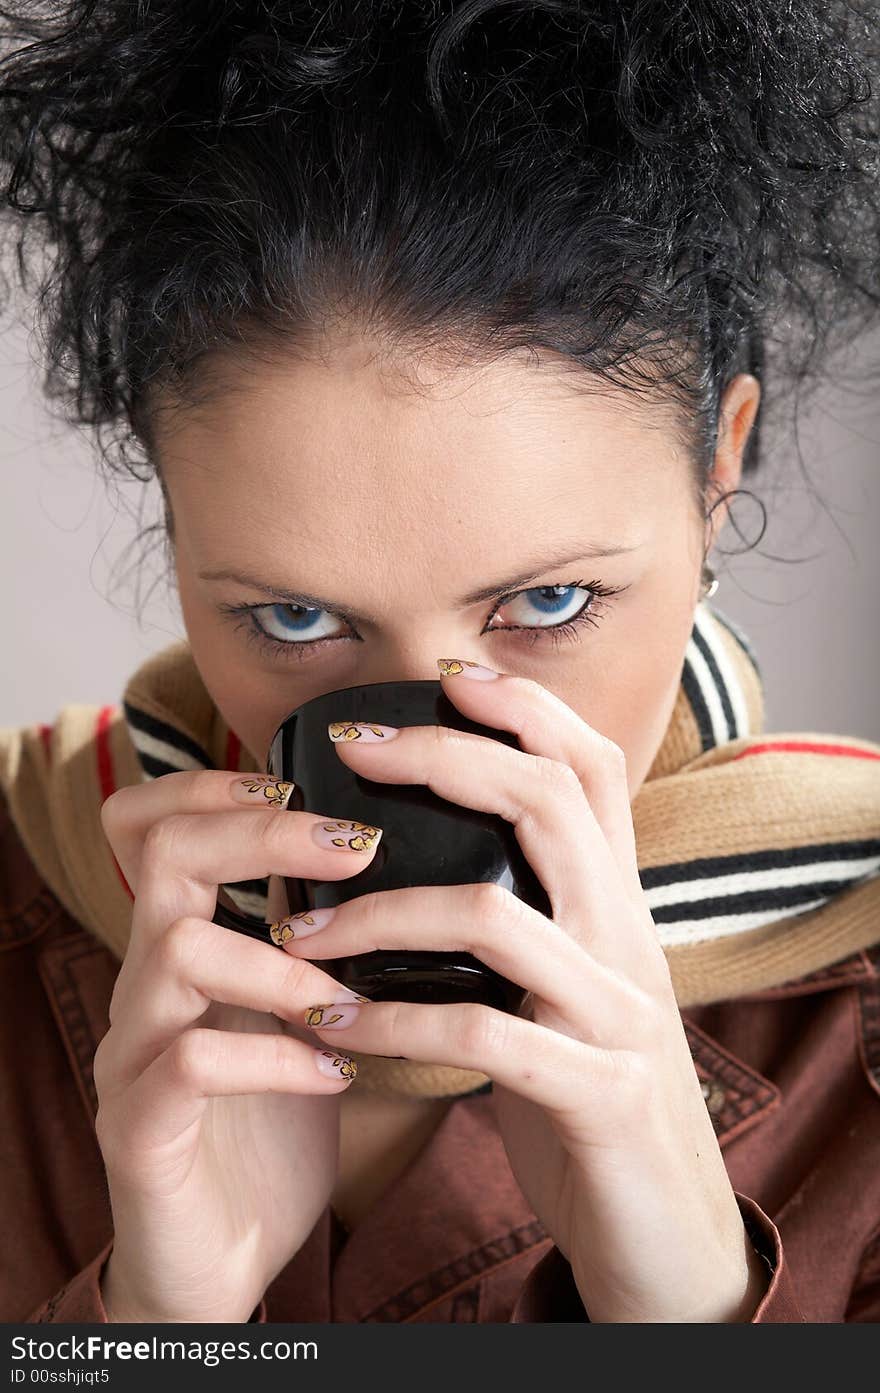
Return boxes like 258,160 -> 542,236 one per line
314,1049 -> 358,1082
305,1002 -> 362,1029
267,905 -> 337,946
311,820 -> 383,853
231,775 -> 295,808
436,659 -> 500,681
328,721 -> 400,742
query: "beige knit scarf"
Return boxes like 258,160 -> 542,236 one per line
1,599 -> 879,1099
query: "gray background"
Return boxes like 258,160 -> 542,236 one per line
2,311 -> 879,741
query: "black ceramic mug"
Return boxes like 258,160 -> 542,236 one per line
211,680 -> 552,1014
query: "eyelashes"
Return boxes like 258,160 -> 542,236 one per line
218,577 -> 629,662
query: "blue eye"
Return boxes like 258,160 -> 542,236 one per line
220,577 -> 626,661
491,585 -> 590,630
250,602 -> 345,644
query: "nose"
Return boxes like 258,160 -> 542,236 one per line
353,635 -> 490,686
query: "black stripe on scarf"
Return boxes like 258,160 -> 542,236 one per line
641,838 -> 880,922
691,618 -> 739,744
124,701 -> 213,769
640,839 -> 879,887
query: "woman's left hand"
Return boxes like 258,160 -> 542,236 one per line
283,659 -> 768,1322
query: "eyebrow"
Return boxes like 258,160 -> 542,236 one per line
199,541 -> 642,625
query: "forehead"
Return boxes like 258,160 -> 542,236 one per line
155,337 -> 687,545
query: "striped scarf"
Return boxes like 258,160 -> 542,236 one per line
1,599 -> 879,1099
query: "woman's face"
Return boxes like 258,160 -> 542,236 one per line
156,336 -> 760,800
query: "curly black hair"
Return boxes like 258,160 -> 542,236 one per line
1,1 -> 878,539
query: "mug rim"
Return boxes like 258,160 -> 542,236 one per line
267,677 -> 445,747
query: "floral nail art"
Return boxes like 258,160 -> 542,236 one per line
267,906 -> 338,944
305,1005 -> 346,1027
304,1002 -> 364,1029
315,1050 -> 358,1081
268,920 -> 296,947
312,820 -> 383,852
436,659 -> 500,680
328,721 -> 399,742
232,775 -> 295,807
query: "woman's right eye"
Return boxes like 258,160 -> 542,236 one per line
251,603 -> 347,644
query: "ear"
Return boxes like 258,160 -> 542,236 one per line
705,373 -> 762,550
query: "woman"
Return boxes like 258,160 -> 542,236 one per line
1,1 -> 879,1324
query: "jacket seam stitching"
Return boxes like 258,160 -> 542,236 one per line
38,935 -> 113,1123
400,1238 -> 554,1323
361,1220 -> 548,1322
0,887 -> 64,949
856,976 -> 880,1100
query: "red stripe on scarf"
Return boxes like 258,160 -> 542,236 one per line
96,706 -> 135,901
731,739 -> 880,763
38,724 -> 52,765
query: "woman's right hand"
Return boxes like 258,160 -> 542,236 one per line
92,770 -> 382,1324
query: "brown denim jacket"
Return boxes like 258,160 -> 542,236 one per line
2,790 -> 879,1324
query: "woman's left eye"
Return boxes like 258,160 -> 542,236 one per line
221,579 -> 627,660
491,585 -> 599,632
485,582 -> 625,650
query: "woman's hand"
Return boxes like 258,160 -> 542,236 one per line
282,660 -> 769,1323
93,773 -> 381,1323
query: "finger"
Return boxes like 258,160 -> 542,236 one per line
277,881 -> 630,1041
100,770 -> 299,894
436,663 -> 642,900
116,807 -> 381,989
328,722 -> 639,971
100,1028 -> 357,1158
134,807 -> 381,936
302,996 -> 624,1123
103,914 -> 369,1091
